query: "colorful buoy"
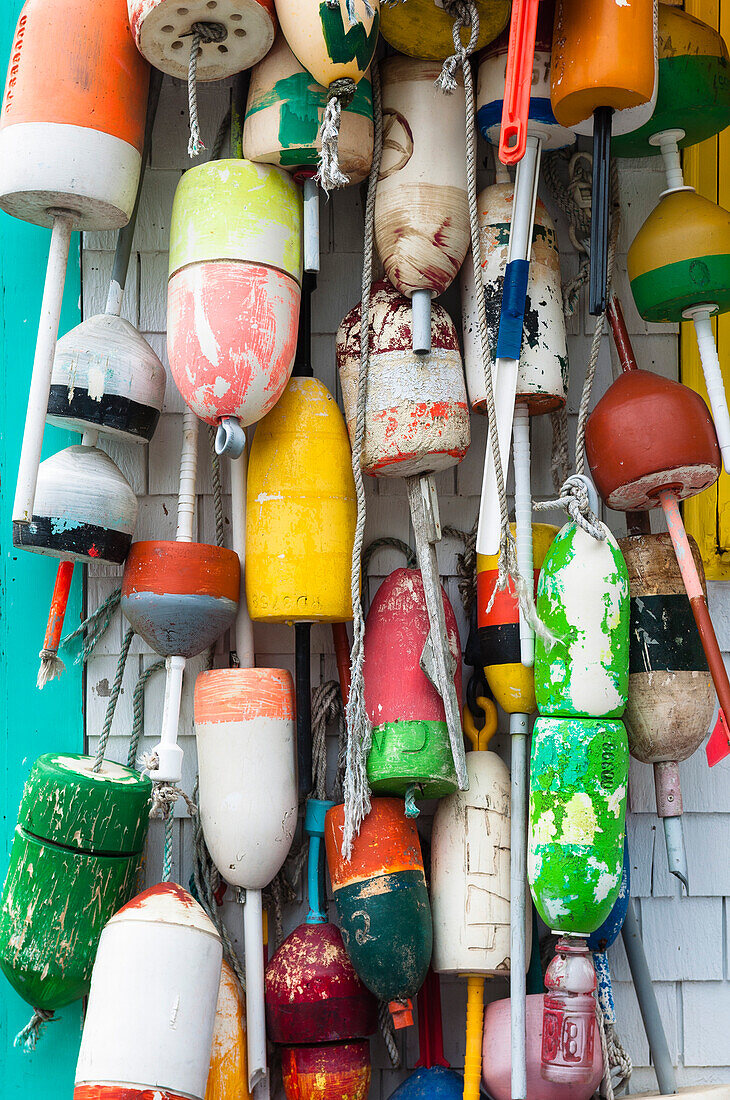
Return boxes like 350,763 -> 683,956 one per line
74,884 -> 222,1100
362,568 -> 462,800
0,754 -> 150,1014
380,0 -> 510,61
375,56 -> 468,354
205,961 -> 251,1100
325,798 -> 433,1029
167,159 -> 302,456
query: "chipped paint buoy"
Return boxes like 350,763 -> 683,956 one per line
363,568 -> 461,800
431,696 -> 513,1100
337,280 -> 470,477
205,960 -> 251,1100
528,716 -> 628,934
265,797 -> 377,1099
534,520 -> 630,719
482,994 -> 602,1100
74,883 -> 222,1100
122,541 -> 239,658
619,530 -> 714,889
49,315 -> 166,444
477,524 -> 558,716
195,667 -> 297,1093
460,188 -> 568,417
243,33 -> 373,271
167,160 -> 302,453
380,0 -> 509,61
0,754 -> 151,1013
375,57 -> 468,354
325,798 -> 433,1029
613,5 -> 730,158
128,0 -> 276,81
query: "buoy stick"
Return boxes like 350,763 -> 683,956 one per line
36,560 -> 75,688
512,402 -> 534,666
464,975 -> 485,1100
499,0 -> 541,166
105,69 -> 163,318
243,885 -> 269,1096
231,445 -> 255,669
153,410 -> 199,784
477,135 -> 541,557
412,289 -> 432,356
656,761 -> 689,894
685,305 -> 730,473
658,488 -> 730,754
589,105 -> 613,316
302,175 -> 320,275
406,473 -> 469,790
13,212 -> 75,526
332,621 -> 351,705
621,897 -> 677,1096
510,710 -> 529,1100
305,798 -> 334,925
295,622 -> 313,798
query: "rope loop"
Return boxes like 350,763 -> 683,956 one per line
436,0 -> 479,92
14,1008 -> 55,1053
186,22 -> 226,158
316,78 -> 357,192
534,475 -> 606,541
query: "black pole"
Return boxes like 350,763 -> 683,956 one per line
589,106 -> 613,316
295,622 -> 313,798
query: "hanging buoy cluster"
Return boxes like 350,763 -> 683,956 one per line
2,2 -> 730,1100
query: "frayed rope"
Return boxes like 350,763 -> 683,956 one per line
317,78 -> 357,193
14,1008 -> 55,1053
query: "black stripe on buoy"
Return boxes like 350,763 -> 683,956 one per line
629,594 -> 709,674
47,386 -> 161,441
478,623 -> 521,667
13,519 -> 132,564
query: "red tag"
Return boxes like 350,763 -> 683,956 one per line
706,708 -> 730,767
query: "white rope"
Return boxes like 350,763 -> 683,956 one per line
186,22 -> 227,158
342,61 -> 383,860
534,474 -> 606,541
317,78 -> 356,192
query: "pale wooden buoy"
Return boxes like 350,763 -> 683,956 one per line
461,186 -> 567,416
195,667 -> 297,1093
380,0 -> 510,61
49,315 -> 166,444
13,443 -> 138,565
167,160 -> 302,456
74,884 -> 223,1100
0,754 -> 150,1014
275,0 -> 378,90
205,961 -> 251,1100
337,279 -> 470,477
0,0 -> 150,529
128,0 -> 276,81
243,33 -> 373,183
375,56 -> 469,353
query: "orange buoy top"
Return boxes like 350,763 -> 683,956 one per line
550,0 -> 656,134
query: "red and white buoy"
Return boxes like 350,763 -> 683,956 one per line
74,883 -> 223,1100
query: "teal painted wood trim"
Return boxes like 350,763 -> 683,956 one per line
0,3 -> 84,1090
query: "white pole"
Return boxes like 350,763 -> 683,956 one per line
243,887 -> 269,1097
154,654 -> 186,784
477,136 -> 541,557
686,305 -> 730,473
176,408 -> 199,543
650,128 -> 688,194
512,403 -> 534,667
412,288 -> 432,355
303,176 -> 320,275
231,446 -> 255,669
13,212 -> 75,524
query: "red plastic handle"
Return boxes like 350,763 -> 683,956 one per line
499,0 -> 541,165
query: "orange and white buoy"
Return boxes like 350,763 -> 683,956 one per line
74,884 -> 223,1100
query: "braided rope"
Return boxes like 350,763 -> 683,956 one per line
14,1008 -> 55,1053
362,536 -> 418,578
317,78 -> 357,192
93,626 -> 134,772
534,474 -> 606,541
127,658 -> 165,768
186,22 -> 227,157
61,586 -> 121,664
378,1000 -> 401,1068
209,106 -> 232,162
207,423 -> 225,548
311,680 -> 343,800
342,60 -> 383,860
543,149 -> 593,317
442,521 -> 478,617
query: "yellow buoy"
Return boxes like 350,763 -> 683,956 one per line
246,377 -> 356,623
205,961 -> 252,1100
380,0 -> 510,61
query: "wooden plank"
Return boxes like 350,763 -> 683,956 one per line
0,4 -> 84,1093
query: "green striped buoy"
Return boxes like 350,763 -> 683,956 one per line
0,754 -> 151,1011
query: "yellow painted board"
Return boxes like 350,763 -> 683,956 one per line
681,0 -> 730,577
